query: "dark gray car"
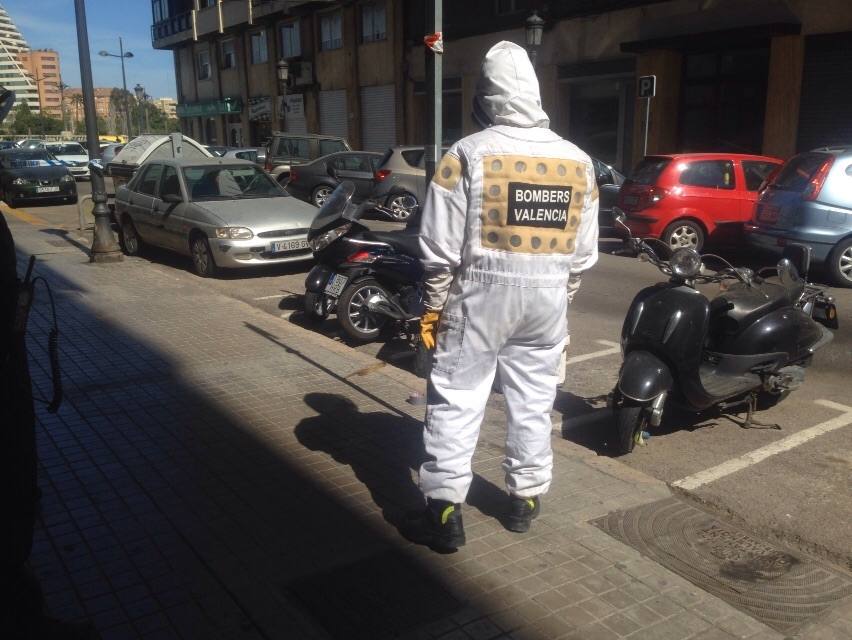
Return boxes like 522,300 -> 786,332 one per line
286,151 -> 383,207
747,146 -> 852,286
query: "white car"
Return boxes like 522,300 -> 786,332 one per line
46,141 -> 90,180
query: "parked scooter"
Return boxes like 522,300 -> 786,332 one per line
304,182 -> 424,342
611,212 -> 837,454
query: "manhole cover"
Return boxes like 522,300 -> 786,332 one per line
591,497 -> 852,633
282,550 -> 461,639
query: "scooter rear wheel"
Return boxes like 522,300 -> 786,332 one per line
337,278 -> 388,342
613,402 -> 647,455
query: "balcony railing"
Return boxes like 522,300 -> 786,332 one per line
151,11 -> 192,43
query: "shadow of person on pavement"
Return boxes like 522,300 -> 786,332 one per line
294,392 -> 509,532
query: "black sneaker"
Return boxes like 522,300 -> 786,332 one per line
401,498 -> 466,552
506,495 -> 541,533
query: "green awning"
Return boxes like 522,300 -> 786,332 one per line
176,98 -> 242,118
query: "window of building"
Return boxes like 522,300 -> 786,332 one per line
361,2 -> 386,43
221,39 -> 236,70
280,21 -> 301,58
320,11 -> 343,51
198,0 -> 215,8
679,160 -> 736,190
197,50 -> 211,80
495,0 -> 530,16
250,30 -> 268,64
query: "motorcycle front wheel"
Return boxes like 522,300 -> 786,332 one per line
613,402 -> 648,455
303,291 -> 330,323
337,278 -> 388,342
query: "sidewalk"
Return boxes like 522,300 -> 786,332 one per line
9,216 -> 850,640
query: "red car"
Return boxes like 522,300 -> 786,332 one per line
618,153 -> 783,251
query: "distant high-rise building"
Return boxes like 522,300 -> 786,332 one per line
17,49 -> 63,117
154,97 -> 177,119
0,4 -> 39,112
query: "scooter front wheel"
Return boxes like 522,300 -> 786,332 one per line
303,291 -> 330,323
613,402 -> 647,455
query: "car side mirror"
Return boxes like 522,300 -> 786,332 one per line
162,193 -> 183,204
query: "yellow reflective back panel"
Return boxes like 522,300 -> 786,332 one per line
480,155 -> 588,255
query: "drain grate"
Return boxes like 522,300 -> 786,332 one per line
282,550 -> 461,639
591,497 -> 852,634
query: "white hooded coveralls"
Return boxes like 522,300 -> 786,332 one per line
419,41 -> 599,504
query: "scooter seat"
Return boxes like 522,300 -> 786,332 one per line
712,282 -> 791,331
361,230 -> 422,257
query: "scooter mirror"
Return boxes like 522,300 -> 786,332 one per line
781,243 -> 812,278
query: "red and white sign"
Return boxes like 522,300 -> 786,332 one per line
424,31 -> 443,54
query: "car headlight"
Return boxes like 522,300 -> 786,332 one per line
215,227 -> 254,240
60,174 -> 75,183
308,223 -> 352,251
12,177 -> 31,185
670,247 -> 702,279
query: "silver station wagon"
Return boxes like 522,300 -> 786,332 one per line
115,158 -> 318,276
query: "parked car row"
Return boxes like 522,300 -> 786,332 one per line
614,146 -> 852,287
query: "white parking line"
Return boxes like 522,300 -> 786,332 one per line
253,294 -> 285,301
566,340 -> 621,365
672,399 -> 852,491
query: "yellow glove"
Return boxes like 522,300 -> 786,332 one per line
420,310 -> 442,350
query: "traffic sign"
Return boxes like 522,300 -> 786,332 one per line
638,75 -> 656,99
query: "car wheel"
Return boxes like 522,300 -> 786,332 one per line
312,185 -> 334,208
386,193 -> 417,222
119,216 -> 142,256
828,238 -> 852,288
663,219 -> 705,252
337,278 -> 388,342
190,233 -> 218,278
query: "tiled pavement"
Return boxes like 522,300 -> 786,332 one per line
9,217 -> 852,640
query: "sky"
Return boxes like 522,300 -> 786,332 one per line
3,0 -> 177,99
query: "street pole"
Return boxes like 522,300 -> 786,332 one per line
643,97 -> 650,157
424,0 -> 442,186
119,37 -> 132,140
74,0 -> 122,263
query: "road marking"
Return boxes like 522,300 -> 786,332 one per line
280,311 -> 295,319
672,399 -> 852,491
2,206 -> 47,226
254,294 -> 285,300
566,340 -> 621,365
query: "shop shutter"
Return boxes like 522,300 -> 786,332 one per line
360,84 -> 397,153
319,89 -> 348,140
797,32 -> 852,151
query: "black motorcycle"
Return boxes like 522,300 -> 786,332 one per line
304,182 -> 424,342
611,214 -> 837,454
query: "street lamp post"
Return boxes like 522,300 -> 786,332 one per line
276,59 -> 289,130
525,10 -> 544,69
99,39 -> 134,141
134,83 -> 145,135
74,0 -> 122,263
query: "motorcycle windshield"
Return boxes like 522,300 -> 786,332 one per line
309,181 -> 365,232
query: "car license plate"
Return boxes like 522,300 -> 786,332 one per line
324,273 -> 348,297
36,186 -> 60,193
757,204 -> 780,223
271,239 -> 309,252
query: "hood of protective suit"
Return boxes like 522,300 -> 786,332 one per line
473,41 -> 549,129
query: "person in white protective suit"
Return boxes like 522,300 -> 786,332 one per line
402,41 -> 599,552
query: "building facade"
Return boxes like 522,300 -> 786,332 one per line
17,48 -> 63,117
154,96 -> 178,118
0,4 -> 39,112
63,87 -> 113,125
152,0 -> 852,171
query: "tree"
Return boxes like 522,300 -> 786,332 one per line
11,102 -> 35,134
109,87 -> 133,137
69,93 -> 85,132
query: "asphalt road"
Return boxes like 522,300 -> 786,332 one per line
7,186 -> 852,571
